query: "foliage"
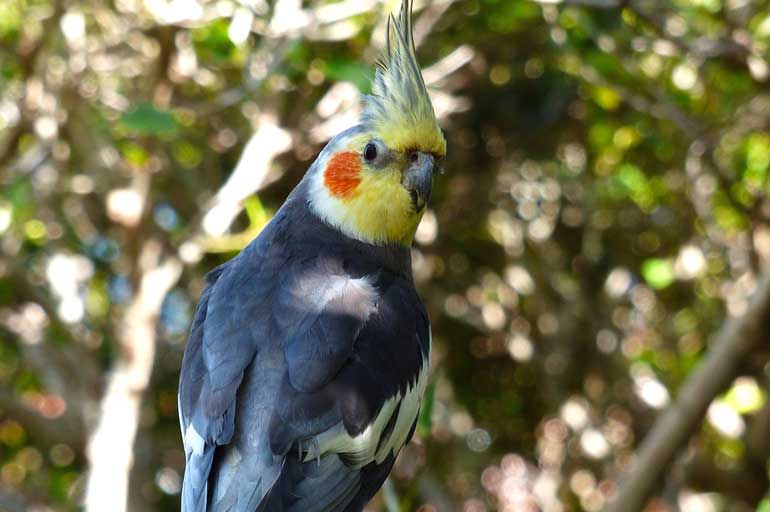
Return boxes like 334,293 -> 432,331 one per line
1,0 -> 770,511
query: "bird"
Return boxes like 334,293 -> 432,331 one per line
177,1 -> 446,510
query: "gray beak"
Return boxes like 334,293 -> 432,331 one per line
402,152 -> 434,213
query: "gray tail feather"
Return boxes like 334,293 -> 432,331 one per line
266,453 -> 360,512
182,446 -> 216,512
208,433 -> 283,512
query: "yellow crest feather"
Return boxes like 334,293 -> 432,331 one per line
361,0 -> 446,157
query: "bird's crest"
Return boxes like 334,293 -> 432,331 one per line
361,0 -> 446,157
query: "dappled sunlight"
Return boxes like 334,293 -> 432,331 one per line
2,0 -> 770,509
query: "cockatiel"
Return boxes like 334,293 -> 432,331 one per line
178,1 -> 446,510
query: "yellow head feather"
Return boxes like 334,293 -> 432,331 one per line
361,0 -> 446,157
308,1 -> 446,246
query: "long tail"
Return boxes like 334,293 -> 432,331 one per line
181,445 -> 216,512
206,425 -> 283,511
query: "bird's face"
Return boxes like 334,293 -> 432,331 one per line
306,0 -> 446,245
308,126 -> 445,245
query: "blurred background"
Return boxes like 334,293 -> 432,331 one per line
2,0 -> 770,510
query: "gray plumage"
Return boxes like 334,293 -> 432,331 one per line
178,128 -> 431,512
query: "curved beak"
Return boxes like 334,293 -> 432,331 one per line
402,152 -> 435,213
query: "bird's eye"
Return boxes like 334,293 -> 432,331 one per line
363,143 -> 378,162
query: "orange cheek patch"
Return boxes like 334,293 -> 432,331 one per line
324,151 -> 362,199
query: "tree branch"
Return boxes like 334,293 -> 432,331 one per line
604,271 -> 770,512
83,241 -> 181,512
0,1 -> 62,173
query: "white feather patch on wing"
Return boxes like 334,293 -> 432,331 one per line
303,339 -> 431,469
185,423 -> 206,457
375,354 -> 429,464
375,327 -> 431,463
308,397 -> 400,469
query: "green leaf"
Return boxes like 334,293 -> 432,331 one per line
592,86 -> 621,110
642,258 -> 674,289
172,140 -> 203,169
758,499 -> 770,512
417,376 -> 437,437
616,163 -> 656,210
192,19 -> 237,62
119,103 -> 178,135
120,141 -> 150,167
744,133 -> 770,192
243,196 -> 269,229
713,191 -> 748,232
324,58 -> 374,93
0,0 -> 24,40
724,378 -> 765,414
